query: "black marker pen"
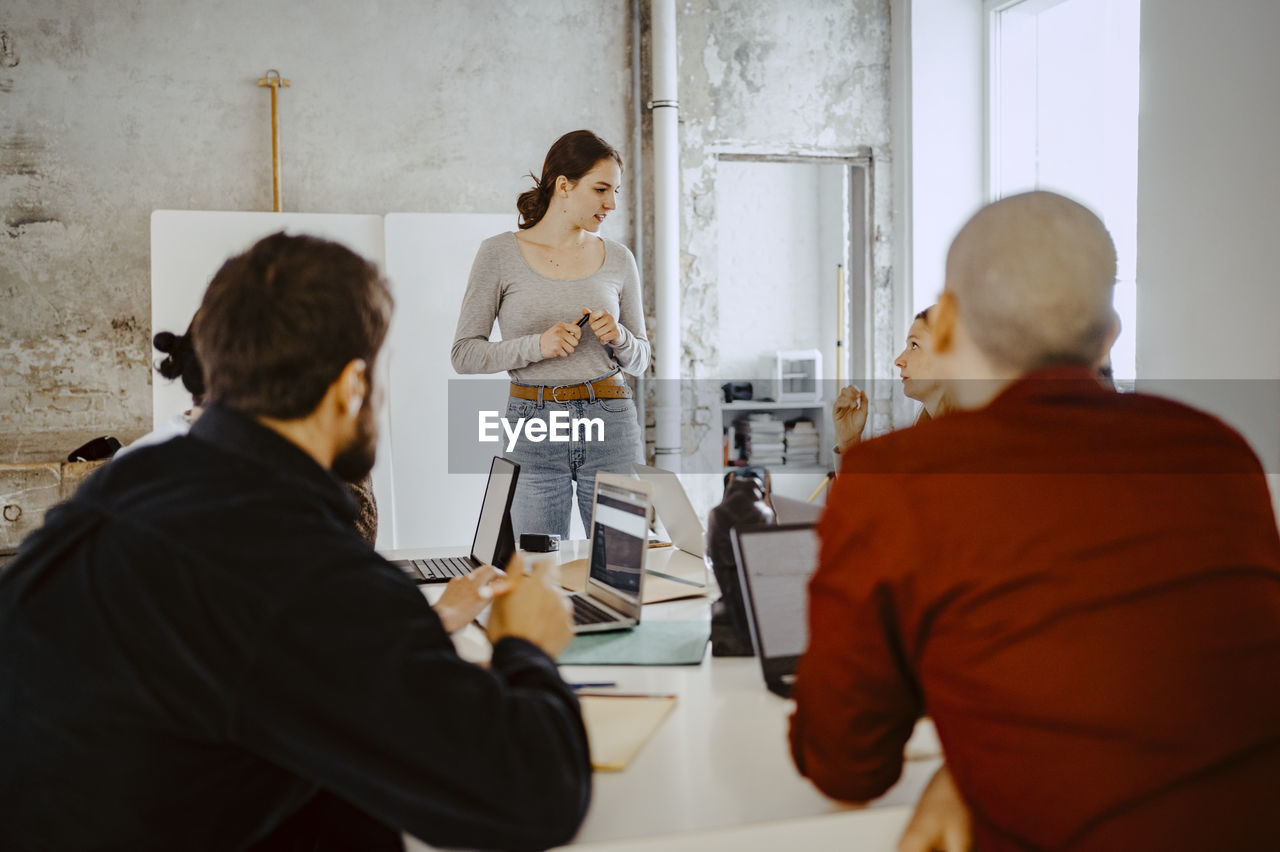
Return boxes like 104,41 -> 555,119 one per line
576,313 -> 591,328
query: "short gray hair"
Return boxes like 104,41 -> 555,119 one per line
945,191 -> 1116,371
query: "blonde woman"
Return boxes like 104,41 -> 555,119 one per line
833,307 -> 948,454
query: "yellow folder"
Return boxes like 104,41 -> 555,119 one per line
579,694 -> 677,772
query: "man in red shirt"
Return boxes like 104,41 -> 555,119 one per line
790,191 -> 1280,851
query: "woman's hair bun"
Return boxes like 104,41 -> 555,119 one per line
152,327 -> 205,398
153,330 -> 179,354
516,172 -> 552,229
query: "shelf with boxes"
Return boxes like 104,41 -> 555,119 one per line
719,400 -> 832,475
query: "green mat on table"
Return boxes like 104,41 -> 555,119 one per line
557,619 -> 710,666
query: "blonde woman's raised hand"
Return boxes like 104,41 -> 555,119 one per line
833,384 -> 869,453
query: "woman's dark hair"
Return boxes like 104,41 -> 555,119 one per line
193,232 -> 393,420
516,130 -> 623,230
153,321 -> 206,403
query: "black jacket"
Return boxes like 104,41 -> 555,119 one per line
0,404 -> 591,851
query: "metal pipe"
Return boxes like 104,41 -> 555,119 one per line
836,264 -> 845,387
631,0 -> 647,463
650,0 -> 681,472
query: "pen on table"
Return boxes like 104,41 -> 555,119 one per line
569,681 -> 617,690
574,691 -> 678,700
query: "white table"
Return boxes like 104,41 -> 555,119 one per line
565,806 -> 917,851
556,657 -> 940,848
390,542 -> 942,850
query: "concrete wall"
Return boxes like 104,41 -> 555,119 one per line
2,1 -> 896,524
1,0 -> 634,461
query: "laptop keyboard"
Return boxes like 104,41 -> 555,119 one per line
571,594 -> 618,626
403,557 -> 474,581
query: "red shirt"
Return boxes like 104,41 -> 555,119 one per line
790,367 -> 1280,850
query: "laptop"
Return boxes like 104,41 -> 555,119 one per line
568,472 -> 652,633
392,456 -> 519,584
729,522 -> 819,697
633,463 -> 708,589
633,463 -> 707,556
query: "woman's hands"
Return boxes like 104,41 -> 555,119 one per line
538,308 -> 621,359
539,321 -> 581,359
833,384 -> 869,453
581,308 -> 621,345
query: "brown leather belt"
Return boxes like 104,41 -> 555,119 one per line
509,375 -> 632,402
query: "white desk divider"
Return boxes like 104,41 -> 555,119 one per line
382,212 -> 514,551
150,210 -> 514,552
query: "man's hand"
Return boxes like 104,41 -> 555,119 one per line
833,384 -> 869,452
897,764 -> 973,852
485,553 -> 574,658
433,564 -> 508,634
582,308 -> 621,345
540,321 -> 581,359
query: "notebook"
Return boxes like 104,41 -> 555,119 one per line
391,456 -> 519,584
568,472 -> 652,633
729,522 -> 819,697
578,694 -> 677,771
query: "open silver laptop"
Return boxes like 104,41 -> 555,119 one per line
568,472 -> 652,633
633,463 -> 710,590
633,463 -> 705,558
390,456 -> 519,584
729,522 -> 819,697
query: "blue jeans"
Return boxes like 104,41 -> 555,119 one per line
502,394 -> 641,540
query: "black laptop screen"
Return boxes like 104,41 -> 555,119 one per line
736,526 -> 818,658
470,457 -> 517,565
587,484 -> 648,595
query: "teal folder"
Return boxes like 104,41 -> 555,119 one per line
557,619 -> 711,666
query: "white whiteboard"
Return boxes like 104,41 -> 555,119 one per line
150,211 -> 393,548
383,213 -> 515,550
150,210 -> 519,552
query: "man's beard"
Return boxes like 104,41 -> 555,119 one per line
332,402 -> 378,483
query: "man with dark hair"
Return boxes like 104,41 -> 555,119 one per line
790,192 -> 1280,851
0,233 -> 590,851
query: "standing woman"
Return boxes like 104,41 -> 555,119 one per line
452,130 -> 650,539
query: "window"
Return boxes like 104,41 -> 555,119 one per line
987,0 -> 1141,381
